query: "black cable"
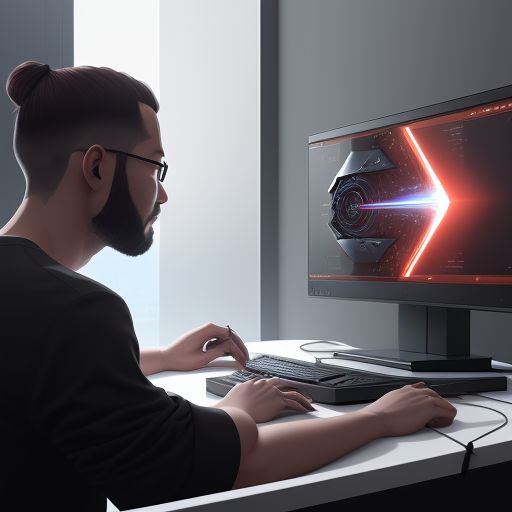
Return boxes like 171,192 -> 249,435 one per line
428,397 -> 508,475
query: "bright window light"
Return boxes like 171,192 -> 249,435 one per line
74,0 -> 160,348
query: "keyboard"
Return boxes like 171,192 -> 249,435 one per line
205,353 -> 508,405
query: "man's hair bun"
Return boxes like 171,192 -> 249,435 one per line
6,61 -> 51,107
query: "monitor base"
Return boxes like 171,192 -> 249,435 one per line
332,349 -> 493,372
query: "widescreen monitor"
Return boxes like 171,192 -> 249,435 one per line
308,85 -> 512,371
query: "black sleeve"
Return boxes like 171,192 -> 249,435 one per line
28,291 -> 240,510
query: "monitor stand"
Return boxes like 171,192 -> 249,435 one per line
333,305 -> 493,372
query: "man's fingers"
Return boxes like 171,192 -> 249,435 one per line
263,376 -> 283,385
252,378 -> 315,410
427,400 -> 457,427
226,326 -> 250,361
196,323 -> 225,339
431,395 -> 457,415
428,414 -> 455,428
416,385 -> 458,413
282,390 -> 315,410
208,339 -> 246,365
283,398 -> 312,414
416,386 -> 457,426
233,335 -> 250,362
199,323 -> 249,364
268,380 -> 315,404
226,338 -> 247,365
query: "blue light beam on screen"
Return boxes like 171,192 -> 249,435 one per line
359,194 -> 438,210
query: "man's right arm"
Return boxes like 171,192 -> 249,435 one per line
216,382 -> 457,488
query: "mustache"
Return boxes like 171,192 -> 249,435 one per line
149,205 -> 161,221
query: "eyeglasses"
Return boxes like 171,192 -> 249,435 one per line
105,148 -> 168,182
75,147 -> 168,182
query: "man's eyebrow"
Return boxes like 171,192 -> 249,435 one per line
152,149 -> 165,157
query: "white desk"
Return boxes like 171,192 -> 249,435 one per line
127,340 -> 512,512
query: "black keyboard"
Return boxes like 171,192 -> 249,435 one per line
205,354 -> 508,405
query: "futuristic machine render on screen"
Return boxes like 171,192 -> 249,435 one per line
308,85 -> 512,372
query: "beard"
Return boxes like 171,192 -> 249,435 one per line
91,154 -> 159,256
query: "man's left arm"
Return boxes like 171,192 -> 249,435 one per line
140,322 -> 249,375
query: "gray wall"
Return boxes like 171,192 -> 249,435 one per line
0,0 -> 73,224
278,0 -> 512,362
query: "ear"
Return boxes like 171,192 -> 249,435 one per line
81,144 -> 112,190
79,145 -> 116,217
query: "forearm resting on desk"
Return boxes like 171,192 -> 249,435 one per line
221,406 -> 381,488
218,383 -> 457,488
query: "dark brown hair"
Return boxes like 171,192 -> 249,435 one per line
6,61 -> 159,199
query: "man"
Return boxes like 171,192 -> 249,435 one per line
0,61 -> 457,512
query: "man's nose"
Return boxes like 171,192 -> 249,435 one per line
157,181 -> 168,204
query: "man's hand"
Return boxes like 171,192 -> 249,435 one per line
214,377 -> 315,423
161,322 -> 250,371
361,382 -> 457,436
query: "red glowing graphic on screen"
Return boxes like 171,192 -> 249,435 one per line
401,126 -> 450,277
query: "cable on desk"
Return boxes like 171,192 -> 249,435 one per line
300,341 -> 351,364
428,398 -> 508,475
300,341 -> 348,352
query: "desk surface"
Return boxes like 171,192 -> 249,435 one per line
128,340 -> 512,512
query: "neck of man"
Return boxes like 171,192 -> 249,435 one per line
0,195 -> 104,271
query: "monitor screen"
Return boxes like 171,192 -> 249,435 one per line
308,86 -> 512,371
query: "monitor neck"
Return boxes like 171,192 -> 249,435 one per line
399,304 -> 470,356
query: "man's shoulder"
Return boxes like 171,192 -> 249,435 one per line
0,237 -> 129,330
0,236 -> 122,301
37,262 -> 131,328
44,260 -> 120,299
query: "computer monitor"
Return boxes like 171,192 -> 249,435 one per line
308,85 -> 512,372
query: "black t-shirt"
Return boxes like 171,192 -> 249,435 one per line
0,236 -> 240,511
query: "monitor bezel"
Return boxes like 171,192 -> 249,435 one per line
308,84 -> 512,312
